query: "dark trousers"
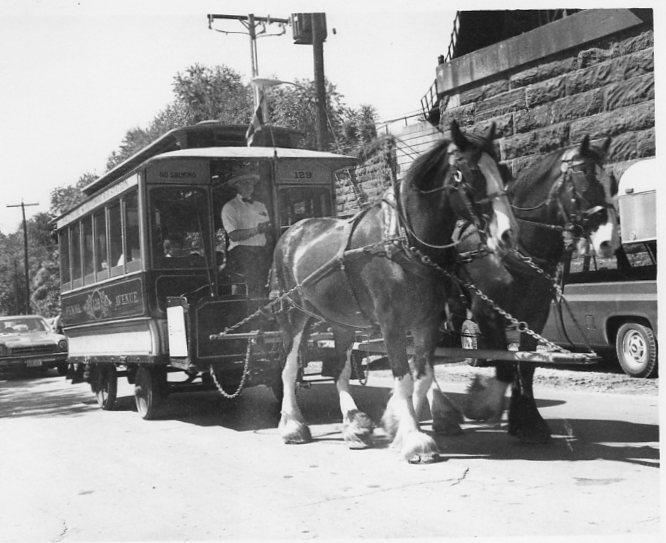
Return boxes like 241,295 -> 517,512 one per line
226,245 -> 271,297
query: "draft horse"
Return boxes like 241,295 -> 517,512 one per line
460,135 -> 618,443
272,121 -> 518,463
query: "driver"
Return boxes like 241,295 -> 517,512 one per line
221,173 -> 272,297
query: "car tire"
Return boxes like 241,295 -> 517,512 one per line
56,363 -> 68,376
615,322 -> 658,378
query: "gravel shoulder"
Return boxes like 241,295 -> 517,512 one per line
363,356 -> 659,396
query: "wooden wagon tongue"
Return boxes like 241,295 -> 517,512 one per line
354,338 -> 599,365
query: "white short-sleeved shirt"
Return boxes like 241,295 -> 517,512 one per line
221,194 -> 270,250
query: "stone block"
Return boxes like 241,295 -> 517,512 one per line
550,89 -> 604,124
526,76 -> 567,108
635,128 -> 655,158
439,103 -> 476,130
567,49 -> 654,95
475,88 -> 526,122
570,100 -> 654,141
608,132 -> 639,162
604,74 -> 654,111
513,105 -> 552,134
460,78 -> 510,106
501,123 -> 569,160
610,30 -> 653,58
510,56 -> 576,89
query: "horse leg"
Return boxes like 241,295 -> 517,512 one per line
278,314 -> 312,444
506,333 -> 551,443
331,326 -> 375,449
411,323 -> 463,436
380,323 -> 439,463
463,303 -> 509,424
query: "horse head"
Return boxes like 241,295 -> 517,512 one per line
555,135 -> 619,253
401,120 -> 518,262
448,120 -> 518,255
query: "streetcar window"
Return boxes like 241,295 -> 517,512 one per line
94,209 -> 108,279
109,200 -> 123,275
125,191 -> 141,271
278,186 -> 332,229
71,222 -> 82,285
59,229 -> 71,287
83,215 -> 94,283
150,186 -> 210,268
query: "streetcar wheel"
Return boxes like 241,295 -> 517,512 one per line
615,322 -> 658,378
461,319 -> 487,367
90,364 -> 118,410
134,366 -> 167,420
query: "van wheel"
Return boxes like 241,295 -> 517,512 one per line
615,322 -> 658,378
135,366 -> 167,419
91,364 -> 117,410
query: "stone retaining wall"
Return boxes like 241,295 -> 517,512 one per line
436,11 -> 654,182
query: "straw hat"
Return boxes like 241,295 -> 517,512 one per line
228,173 -> 259,186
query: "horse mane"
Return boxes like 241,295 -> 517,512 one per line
403,138 -> 451,192
507,149 -> 563,199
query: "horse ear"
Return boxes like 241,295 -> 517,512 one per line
450,120 -> 469,150
579,135 -> 591,155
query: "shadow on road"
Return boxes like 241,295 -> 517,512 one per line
1,370 -> 658,470
0,369 -> 97,418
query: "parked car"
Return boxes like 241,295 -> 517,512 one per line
0,315 -> 69,374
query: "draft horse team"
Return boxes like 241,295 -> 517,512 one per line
271,121 -> 618,463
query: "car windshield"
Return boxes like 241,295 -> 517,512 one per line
0,317 -> 48,334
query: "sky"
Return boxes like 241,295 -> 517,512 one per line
0,0 -> 660,233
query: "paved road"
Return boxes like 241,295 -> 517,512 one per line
0,366 -> 660,542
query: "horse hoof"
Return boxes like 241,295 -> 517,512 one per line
407,452 -> 441,464
399,431 -> 439,464
279,416 -> 312,444
343,410 -> 375,449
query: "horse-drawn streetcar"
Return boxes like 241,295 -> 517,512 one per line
56,122 -> 356,418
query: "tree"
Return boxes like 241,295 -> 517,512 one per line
263,78 -> 377,155
50,172 -> 98,217
106,64 -> 253,169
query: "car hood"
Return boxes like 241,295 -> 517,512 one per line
0,331 -> 65,346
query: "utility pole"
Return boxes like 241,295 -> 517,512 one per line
311,13 -> 328,151
207,13 -> 290,115
7,200 -> 38,314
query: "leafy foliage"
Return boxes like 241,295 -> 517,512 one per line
0,62 -> 378,316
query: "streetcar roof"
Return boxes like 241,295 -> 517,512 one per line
146,146 -> 357,164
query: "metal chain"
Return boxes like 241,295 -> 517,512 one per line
403,244 -> 570,354
208,333 -> 255,399
509,249 -> 563,298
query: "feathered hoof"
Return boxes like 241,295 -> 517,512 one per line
342,409 -> 375,449
463,375 -> 507,422
279,414 -> 312,445
400,431 -> 441,464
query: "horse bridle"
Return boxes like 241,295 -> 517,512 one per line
514,155 -> 609,247
417,151 -> 506,241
